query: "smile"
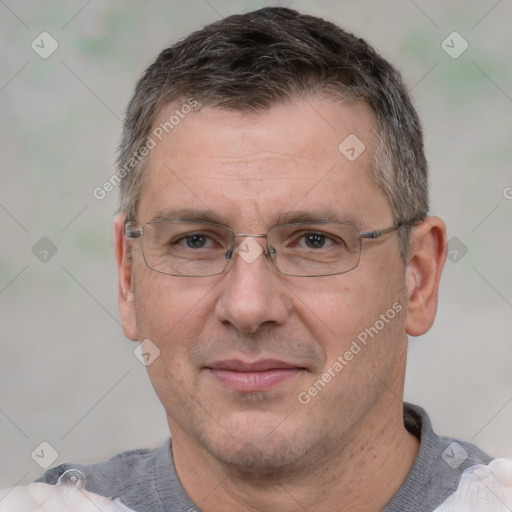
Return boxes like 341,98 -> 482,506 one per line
205,359 -> 306,392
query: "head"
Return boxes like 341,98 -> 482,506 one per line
114,7 -> 446,474
118,7 -> 429,260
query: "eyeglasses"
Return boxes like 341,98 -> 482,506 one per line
125,219 -> 416,278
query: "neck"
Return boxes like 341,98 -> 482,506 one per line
171,396 -> 419,512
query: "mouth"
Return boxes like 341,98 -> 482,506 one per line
205,359 -> 306,392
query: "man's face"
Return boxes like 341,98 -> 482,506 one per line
119,97 -> 410,471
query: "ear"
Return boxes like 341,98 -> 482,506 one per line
114,213 -> 139,341
405,216 -> 447,337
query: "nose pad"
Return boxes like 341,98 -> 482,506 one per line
267,245 -> 277,258
224,236 -> 274,271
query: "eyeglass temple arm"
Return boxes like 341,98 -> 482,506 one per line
360,219 -> 421,240
124,224 -> 142,239
360,225 -> 399,240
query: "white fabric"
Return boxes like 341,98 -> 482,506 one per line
0,471 -> 135,512
434,458 -> 512,511
2,458 -> 511,511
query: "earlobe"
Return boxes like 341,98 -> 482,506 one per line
114,213 -> 139,341
405,217 -> 447,337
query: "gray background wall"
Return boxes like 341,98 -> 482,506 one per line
1,0 -> 511,488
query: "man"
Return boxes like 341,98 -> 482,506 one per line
6,6 -> 506,512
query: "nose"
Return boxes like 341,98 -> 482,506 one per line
214,237 -> 290,333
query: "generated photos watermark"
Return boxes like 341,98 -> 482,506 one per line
298,301 -> 403,405
93,97 -> 200,201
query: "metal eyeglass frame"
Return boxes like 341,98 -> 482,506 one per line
124,219 -> 420,277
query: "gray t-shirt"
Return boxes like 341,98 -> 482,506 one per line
36,403 -> 492,511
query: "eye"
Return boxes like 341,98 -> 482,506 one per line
303,233 -> 329,249
173,232 -> 219,250
296,231 -> 342,250
184,234 -> 209,249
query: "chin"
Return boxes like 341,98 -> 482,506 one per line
214,439 -> 305,474
198,419 -> 316,474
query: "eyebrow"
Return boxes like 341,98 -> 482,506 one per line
147,208 -> 360,228
269,209 -> 359,226
148,207 -> 227,225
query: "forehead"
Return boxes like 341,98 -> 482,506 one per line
138,96 -> 391,228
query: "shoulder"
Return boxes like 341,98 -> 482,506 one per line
384,403 -> 493,511
33,439 -> 198,512
404,403 -> 492,469
436,433 -> 492,469
434,458 -> 512,511
35,440 -> 170,503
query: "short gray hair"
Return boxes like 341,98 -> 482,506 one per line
117,7 -> 428,260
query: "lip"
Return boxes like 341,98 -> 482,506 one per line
207,359 -> 300,372
205,359 -> 305,392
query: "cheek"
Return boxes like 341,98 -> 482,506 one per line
133,273 -> 217,403
346,253 -> 408,363
291,252 -> 406,360
132,269 -> 216,349
290,282 -> 362,346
